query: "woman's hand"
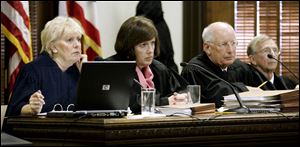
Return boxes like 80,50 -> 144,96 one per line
168,92 -> 188,105
21,90 -> 45,115
76,54 -> 87,72
29,90 -> 45,114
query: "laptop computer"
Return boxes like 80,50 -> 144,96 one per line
75,61 -> 136,117
47,61 -> 136,118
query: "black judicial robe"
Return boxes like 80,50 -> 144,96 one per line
6,52 -> 80,116
229,62 -> 298,90
104,54 -> 188,114
181,53 -> 248,108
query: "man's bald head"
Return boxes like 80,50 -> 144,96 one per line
202,22 -> 237,69
202,22 -> 235,43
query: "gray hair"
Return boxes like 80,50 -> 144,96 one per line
202,22 -> 234,42
247,34 -> 273,56
40,16 -> 83,56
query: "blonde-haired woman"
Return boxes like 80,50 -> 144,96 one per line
6,16 -> 85,116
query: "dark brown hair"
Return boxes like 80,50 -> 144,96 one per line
114,16 -> 160,60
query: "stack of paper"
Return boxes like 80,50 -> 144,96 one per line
157,103 -> 216,116
223,89 -> 299,112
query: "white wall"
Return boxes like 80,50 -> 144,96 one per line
96,1 -> 183,71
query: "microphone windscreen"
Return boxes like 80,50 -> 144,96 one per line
180,62 -> 188,67
267,54 -> 273,59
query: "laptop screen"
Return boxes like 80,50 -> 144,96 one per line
74,61 -> 136,111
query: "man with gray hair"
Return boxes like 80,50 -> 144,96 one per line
181,22 -> 248,108
232,34 -> 298,90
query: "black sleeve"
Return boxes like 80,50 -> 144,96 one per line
181,65 -> 247,108
281,76 -> 299,89
151,60 -> 187,106
5,66 -> 38,116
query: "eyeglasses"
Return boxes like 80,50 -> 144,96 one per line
52,103 -> 75,112
207,40 -> 238,48
255,47 -> 279,55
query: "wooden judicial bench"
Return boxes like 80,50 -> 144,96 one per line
3,112 -> 299,146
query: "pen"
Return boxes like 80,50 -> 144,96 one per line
257,81 -> 268,88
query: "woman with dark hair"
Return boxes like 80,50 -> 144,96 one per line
104,16 -> 187,114
136,1 -> 178,73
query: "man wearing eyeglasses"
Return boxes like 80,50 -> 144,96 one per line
181,22 -> 248,108
231,34 -> 298,90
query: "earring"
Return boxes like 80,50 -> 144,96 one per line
52,48 -> 58,53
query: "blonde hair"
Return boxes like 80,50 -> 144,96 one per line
40,16 -> 83,56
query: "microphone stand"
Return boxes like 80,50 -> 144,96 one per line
181,62 -> 250,114
267,54 -> 299,81
225,88 -> 250,114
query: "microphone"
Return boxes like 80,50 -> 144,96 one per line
267,54 -> 299,81
180,62 -> 250,114
179,62 -> 188,67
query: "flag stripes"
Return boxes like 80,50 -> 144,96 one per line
8,45 -> 24,96
62,1 -> 102,61
1,1 -> 32,99
1,1 -> 32,63
6,1 -> 30,28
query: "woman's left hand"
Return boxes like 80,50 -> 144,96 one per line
168,92 -> 188,105
76,54 -> 87,72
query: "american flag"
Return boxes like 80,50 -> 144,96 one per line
59,1 -> 102,61
1,1 -> 33,101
